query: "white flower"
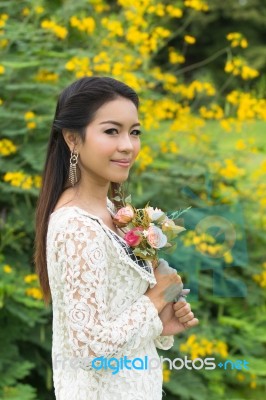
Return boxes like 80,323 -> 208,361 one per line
142,229 -> 149,238
146,206 -> 166,221
146,225 -> 168,249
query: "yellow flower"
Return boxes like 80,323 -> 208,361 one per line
65,56 -> 92,77
214,340 -> 228,357
22,7 -> 30,16
24,274 -> 38,283
187,334 -> 197,345
235,139 -> 246,150
199,104 -> 224,120
3,264 -> 12,273
41,19 -> 67,39
27,121 -> 36,130
0,139 -> 17,156
220,118 -> 242,133
70,16 -> 96,34
226,32 -> 248,48
240,38 -> 248,48
253,269 -> 266,287
163,363 -> 171,382
169,141 -> 179,154
34,175 -> 42,188
112,62 -> 124,76
241,65 -> 259,80
24,111 -> 35,120
34,6 -> 44,14
184,0 -> 209,11
226,32 -> 240,41
184,35 -> 196,44
3,171 -> 35,190
94,63 -> 111,73
174,81 -> 215,99
65,59 -> 75,71
223,251 -> 233,264
193,236 -> 201,245
24,110 -> 37,129
135,145 -> 153,171
220,159 -> 245,179
179,343 -> 188,352
236,372 -> 245,381
0,14 -> 8,21
25,287 -> 43,300
166,5 -> 183,18
101,18 -> 123,37
35,69 -> 59,82
91,0 -> 110,13
198,242 -> 208,253
0,13 -> 8,28
53,25 -> 68,39
0,38 -> 8,48
225,58 -> 259,80
169,48 -> 185,64
180,336 -> 228,360
0,64 -> 5,74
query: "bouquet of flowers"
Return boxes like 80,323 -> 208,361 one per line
112,188 -> 191,269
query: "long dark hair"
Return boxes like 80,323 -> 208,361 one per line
34,76 -> 139,304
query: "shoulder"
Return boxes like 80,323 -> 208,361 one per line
48,207 -> 103,238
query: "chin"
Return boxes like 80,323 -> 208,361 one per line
111,175 -> 129,184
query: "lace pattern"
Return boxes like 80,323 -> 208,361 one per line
46,200 -> 174,399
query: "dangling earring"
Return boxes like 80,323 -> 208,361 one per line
69,149 -> 79,186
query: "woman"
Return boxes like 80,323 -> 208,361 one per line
34,76 -> 199,400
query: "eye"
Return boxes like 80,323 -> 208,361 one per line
104,128 -> 142,136
131,129 -> 142,136
104,128 -> 118,135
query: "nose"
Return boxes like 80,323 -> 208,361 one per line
117,132 -> 134,153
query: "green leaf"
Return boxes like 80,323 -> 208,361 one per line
125,195 -> 132,203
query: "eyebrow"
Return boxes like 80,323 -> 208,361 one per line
99,120 -> 141,128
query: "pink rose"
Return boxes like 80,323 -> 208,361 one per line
124,227 -> 143,247
112,205 -> 134,227
147,225 -> 168,249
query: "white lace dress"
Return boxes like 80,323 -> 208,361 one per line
46,198 -> 174,400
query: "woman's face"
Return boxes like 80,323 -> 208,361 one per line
77,96 -> 141,184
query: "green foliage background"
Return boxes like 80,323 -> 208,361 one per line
0,0 -> 265,399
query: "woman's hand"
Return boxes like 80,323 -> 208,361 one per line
159,299 -> 199,336
144,264 -> 183,313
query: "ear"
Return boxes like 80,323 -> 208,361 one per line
62,129 -> 80,152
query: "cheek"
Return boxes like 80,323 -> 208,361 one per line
98,142 -> 115,156
86,135 -> 115,156
133,140 -> 141,158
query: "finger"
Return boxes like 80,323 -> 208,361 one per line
183,318 -> 199,328
180,289 -> 190,296
177,311 -> 194,323
173,302 -> 191,314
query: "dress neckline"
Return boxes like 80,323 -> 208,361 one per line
50,200 -> 156,284
50,201 -> 127,243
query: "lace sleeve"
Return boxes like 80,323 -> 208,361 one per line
54,216 -> 164,368
154,335 -> 174,350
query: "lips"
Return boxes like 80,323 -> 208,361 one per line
111,159 -> 131,168
111,159 -> 132,162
